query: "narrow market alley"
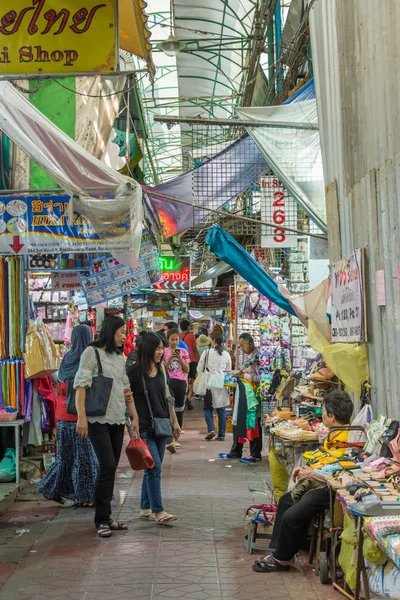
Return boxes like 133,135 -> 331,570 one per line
0,408 -> 337,600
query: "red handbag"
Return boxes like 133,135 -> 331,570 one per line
125,437 -> 155,471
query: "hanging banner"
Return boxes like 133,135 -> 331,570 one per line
0,195 -> 135,254
147,294 -> 175,312
188,292 -> 228,310
259,177 -> 298,248
78,235 -> 162,306
330,249 -> 365,343
0,1 -> 116,76
155,256 -> 191,291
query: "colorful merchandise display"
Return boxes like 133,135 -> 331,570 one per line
0,256 -> 27,414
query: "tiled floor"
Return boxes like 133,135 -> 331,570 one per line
0,407 -> 339,600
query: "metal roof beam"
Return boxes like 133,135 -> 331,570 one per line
153,114 -> 318,130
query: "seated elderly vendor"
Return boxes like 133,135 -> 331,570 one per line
253,390 -> 353,573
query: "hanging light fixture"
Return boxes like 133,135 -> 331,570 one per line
157,0 -> 186,57
159,33 -> 185,57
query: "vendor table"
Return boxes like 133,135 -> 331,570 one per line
324,476 -> 370,600
0,419 -> 24,485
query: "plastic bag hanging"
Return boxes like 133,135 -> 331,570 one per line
67,182 -> 143,268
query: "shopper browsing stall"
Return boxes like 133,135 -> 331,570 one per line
128,333 -> 181,524
164,328 -> 190,429
74,316 -> 139,539
252,390 -> 353,573
37,325 -> 98,507
199,333 -> 232,442
219,333 -> 262,463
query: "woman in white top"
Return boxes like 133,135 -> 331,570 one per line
74,316 -> 139,539
198,332 -> 232,441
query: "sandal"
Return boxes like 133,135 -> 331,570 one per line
139,510 -> 153,519
252,555 -> 291,573
96,524 -> 112,539
109,521 -> 128,531
152,512 -> 177,524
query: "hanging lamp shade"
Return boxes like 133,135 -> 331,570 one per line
157,34 -> 186,57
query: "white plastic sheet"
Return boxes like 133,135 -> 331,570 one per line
0,82 -> 143,265
236,101 -> 327,231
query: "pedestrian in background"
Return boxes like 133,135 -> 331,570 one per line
180,319 -> 199,409
199,332 -> 232,442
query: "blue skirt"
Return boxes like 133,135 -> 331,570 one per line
37,420 -> 98,504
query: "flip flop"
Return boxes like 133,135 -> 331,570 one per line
139,510 -> 153,520
152,513 -> 177,524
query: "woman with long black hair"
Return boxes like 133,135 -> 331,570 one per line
37,325 -> 98,507
74,316 -> 139,539
128,333 -> 181,524
198,332 -> 232,441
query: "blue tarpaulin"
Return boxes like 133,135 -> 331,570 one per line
206,225 -> 296,316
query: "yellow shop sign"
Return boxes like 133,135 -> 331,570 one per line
0,0 -> 116,75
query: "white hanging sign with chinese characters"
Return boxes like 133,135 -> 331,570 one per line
330,249 -> 365,343
259,177 -> 298,248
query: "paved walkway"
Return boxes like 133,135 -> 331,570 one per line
0,407 -> 338,600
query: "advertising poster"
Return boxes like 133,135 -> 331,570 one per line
331,249 -> 365,343
0,195 -> 135,255
0,1 -> 116,76
78,234 -> 162,306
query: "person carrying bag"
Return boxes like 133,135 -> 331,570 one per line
127,333 -> 180,525
74,317 -> 139,539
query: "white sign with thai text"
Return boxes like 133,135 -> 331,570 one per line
331,249 -> 364,343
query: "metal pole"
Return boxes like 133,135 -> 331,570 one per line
0,186 -> 118,195
133,86 -> 160,185
0,70 -> 148,82
275,0 -> 283,92
153,114 -> 318,131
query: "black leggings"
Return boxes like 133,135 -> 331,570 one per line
270,488 -> 330,561
169,379 -> 187,428
88,422 -> 125,526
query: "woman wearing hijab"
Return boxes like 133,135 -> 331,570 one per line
37,325 -> 98,507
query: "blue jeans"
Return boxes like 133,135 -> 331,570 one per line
204,390 -> 227,437
140,433 -> 167,514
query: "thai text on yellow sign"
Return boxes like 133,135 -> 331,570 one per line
0,0 -> 116,75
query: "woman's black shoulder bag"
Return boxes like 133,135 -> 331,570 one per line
67,347 -> 113,416
141,373 -> 173,439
